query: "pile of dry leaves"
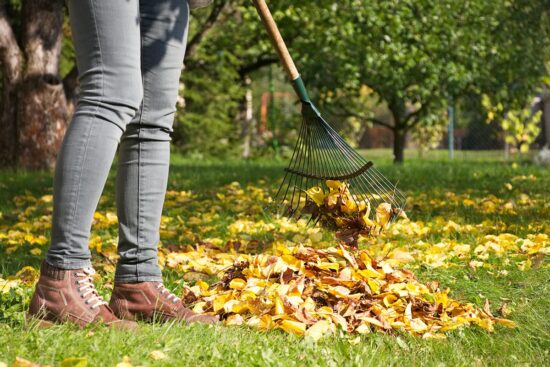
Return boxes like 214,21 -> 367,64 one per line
182,243 -> 515,340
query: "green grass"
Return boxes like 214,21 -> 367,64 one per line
1,150 -> 549,366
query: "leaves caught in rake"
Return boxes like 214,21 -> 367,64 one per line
273,103 -> 407,244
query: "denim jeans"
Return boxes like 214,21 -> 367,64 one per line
46,0 -> 190,282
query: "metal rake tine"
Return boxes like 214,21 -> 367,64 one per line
322,126 -> 379,199
321,118 -> 405,206
332,143 -> 398,211
311,115 -> 338,181
293,126 -> 310,213
288,120 -> 310,214
320,120 -> 357,179
367,167 -> 406,207
314,123 -> 377,209
277,119 -> 306,203
321,128 -> 379,211
324,124 -> 401,208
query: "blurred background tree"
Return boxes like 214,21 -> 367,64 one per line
296,0 -> 550,162
0,0 -> 72,169
1,0 -> 549,168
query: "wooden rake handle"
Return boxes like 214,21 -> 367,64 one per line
253,0 -> 300,81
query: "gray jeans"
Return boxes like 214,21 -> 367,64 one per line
46,0 -> 190,282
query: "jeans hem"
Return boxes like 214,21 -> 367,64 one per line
114,274 -> 163,283
45,257 -> 92,270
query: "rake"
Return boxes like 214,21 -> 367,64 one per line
253,0 -> 406,230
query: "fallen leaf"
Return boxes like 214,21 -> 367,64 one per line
148,351 -> 167,361
59,358 -> 87,367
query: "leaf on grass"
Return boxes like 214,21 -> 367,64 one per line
148,351 -> 168,361
11,358 -> 44,367
115,357 -> 132,367
279,319 -> 307,335
59,358 -> 88,367
498,302 -> 511,318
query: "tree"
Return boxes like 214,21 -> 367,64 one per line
0,0 -> 73,169
482,94 -> 542,155
296,0 -> 550,163
175,0 -> 306,157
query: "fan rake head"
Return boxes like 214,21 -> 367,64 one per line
275,101 -> 407,235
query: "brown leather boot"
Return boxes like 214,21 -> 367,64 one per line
110,282 -> 218,324
27,261 -> 138,330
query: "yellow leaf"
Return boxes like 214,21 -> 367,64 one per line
315,262 -> 340,271
355,323 -> 371,334
11,358 -> 40,367
340,197 -> 358,214
196,280 -> 209,291
279,319 -> 307,335
115,356 -> 133,367
494,318 -> 517,328
476,318 -> 494,332
409,318 -> 428,333
305,320 -> 334,340
305,187 -> 325,206
376,203 -> 392,227
326,180 -> 343,190
30,248 -> 42,256
148,351 -> 167,361
60,358 -> 87,367
213,294 -> 232,312
274,296 -> 285,315
362,317 -> 385,328
358,268 -> 382,279
518,258 -> 532,271
229,278 -> 246,290
226,314 -> 245,326
367,279 -> 381,294
325,192 -> 339,208
259,314 -> 273,330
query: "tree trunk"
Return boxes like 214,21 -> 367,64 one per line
0,79 -> 19,167
0,0 -> 69,169
239,76 -> 255,158
0,4 -> 23,167
388,100 -> 408,164
393,128 -> 406,164
16,0 -> 69,169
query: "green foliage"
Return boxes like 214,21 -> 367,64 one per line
0,280 -> 29,325
175,51 -> 243,158
174,0 -> 299,158
410,112 -> 447,156
60,12 -> 76,79
4,0 -> 548,160
482,95 -> 542,154
294,0 -> 550,161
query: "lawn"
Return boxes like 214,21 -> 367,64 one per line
0,150 -> 549,367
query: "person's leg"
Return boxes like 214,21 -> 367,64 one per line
46,0 -> 143,269
30,0 -> 143,329
114,0 -> 190,283
110,0 -> 219,324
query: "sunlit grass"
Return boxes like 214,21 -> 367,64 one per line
0,150 -> 549,366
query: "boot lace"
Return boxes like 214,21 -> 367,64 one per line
156,283 -> 181,304
74,267 -> 107,310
